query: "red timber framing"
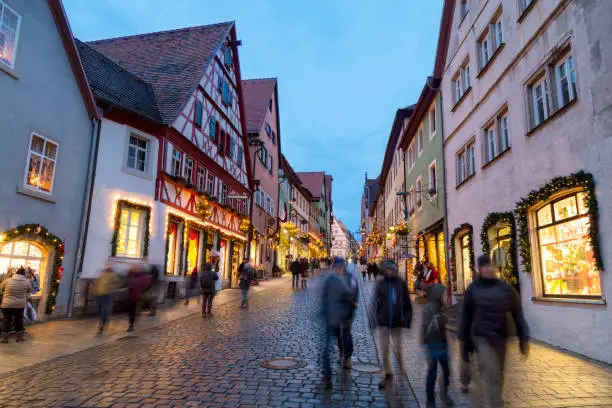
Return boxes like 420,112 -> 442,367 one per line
158,173 -> 247,240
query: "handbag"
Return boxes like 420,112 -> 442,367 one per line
24,301 -> 37,323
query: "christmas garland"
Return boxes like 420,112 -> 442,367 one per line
480,212 -> 519,291
515,171 -> 603,273
449,223 -> 474,292
164,214 -> 184,275
0,224 -> 65,314
110,200 -> 151,258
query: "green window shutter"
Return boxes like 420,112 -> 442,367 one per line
208,117 -> 216,140
195,101 -> 203,127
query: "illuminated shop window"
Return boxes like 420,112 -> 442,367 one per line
0,241 -> 44,296
535,192 -> 601,297
460,234 -> 472,290
116,207 -> 145,258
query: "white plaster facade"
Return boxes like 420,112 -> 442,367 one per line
442,0 -> 612,363
330,218 -> 350,259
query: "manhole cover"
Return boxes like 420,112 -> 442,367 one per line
352,363 -> 382,373
259,357 -> 307,370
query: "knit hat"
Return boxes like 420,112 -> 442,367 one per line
477,254 -> 491,268
380,259 -> 398,274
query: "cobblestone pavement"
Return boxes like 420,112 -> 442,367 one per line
0,272 -> 417,408
1,269 -> 611,408
359,274 -> 612,408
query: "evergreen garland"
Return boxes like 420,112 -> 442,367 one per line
480,212 -> 519,291
1,224 -> 64,314
515,171 -> 602,273
110,200 -> 151,258
449,223 -> 474,292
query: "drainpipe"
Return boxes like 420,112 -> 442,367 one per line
67,109 -> 102,317
428,77 -> 452,304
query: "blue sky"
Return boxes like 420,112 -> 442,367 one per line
64,0 -> 443,233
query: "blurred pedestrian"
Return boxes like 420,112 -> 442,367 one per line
320,257 -> 359,388
126,266 -> 152,332
360,261 -> 367,281
459,254 -> 529,408
0,267 -> 32,343
239,262 -> 254,309
200,262 -> 218,318
424,262 -> 439,287
184,267 -> 199,305
91,261 -> 122,334
301,263 -> 309,289
421,282 -> 454,407
374,259 -> 412,389
291,258 -> 301,289
145,264 -> 163,317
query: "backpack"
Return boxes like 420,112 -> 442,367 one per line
200,271 -> 216,290
424,305 -> 446,341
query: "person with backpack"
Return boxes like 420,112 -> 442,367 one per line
290,259 -> 301,289
374,259 -> 412,389
200,262 -> 219,318
421,282 -> 454,407
239,262 -> 254,309
91,261 -> 122,334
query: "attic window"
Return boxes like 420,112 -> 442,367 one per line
194,100 -> 203,128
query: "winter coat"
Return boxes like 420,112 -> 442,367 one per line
424,267 -> 439,286
0,274 -> 32,309
321,273 -> 357,328
92,268 -> 122,297
374,275 -> 412,328
127,272 -> 152,303
421,283 -> 448,345
459,277 -> 529,345
199,268 -> 219,294
290,261 -> 301,276
239,267 -> 254,290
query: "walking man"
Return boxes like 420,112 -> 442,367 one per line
91,261 -> 121,334
239,262 -> 254,309
291,258 -> 301,289
320,257 -> 358,388
374,259 -> 412,388
200,262 -> 218,318
459,254 -> 529,408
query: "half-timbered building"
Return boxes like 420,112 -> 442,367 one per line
76,22 -> 253,304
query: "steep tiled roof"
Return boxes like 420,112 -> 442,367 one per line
87,22 -> 233,124
242,78 -> 277,133
76,40 -> 162,123
296,172 -> 325,199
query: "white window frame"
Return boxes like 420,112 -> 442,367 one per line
453,60 -> 471,104
457,139 -> 476,185
122,129 -> 156,180
197,167 -> 205,192
484,122 -> 498,163
479,33 -> 491,69
529,75 -> 550,128
428,160 -> 437,197
23,132 -> 59,195
416,176 -> 423,209
126,134 -> 149,173
555,54 -> 576,109
417,126 -> 424,156
184,156 -> 194,183
429,106 -> 436,139
498,112 -> 510,153
115,206 -> 146,259
0,1 -> 22,71
206,171 -> 215,195
171,148 -> 182,178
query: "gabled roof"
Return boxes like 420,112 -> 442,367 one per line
296,172 -> 325,199
242,78 -> 277,133
379,105 -> 415,186
47,0 -> 98,119
87,22 -> 234,124
76,40 -> 162,123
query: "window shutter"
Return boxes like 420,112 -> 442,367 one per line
208,117 -> 216,140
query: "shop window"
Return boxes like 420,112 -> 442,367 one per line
186,228 -> 200,275
115,206 -> 147,258
0,1 -> 21,69
166,221 -> 180,275
25,133 -> 58,194
0,241 -> 44,296
487,225 -> 512,280
535,192 -> 601,297
459,234 -> 473,290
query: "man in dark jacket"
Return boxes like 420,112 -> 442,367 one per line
374,259 -> 412,388
200,262 -> 219,318
459,254 -> 529,407
320,257 -> 358,388
421,283 -> 453,407
290,259 -> 301,289
239,262 -> 254,309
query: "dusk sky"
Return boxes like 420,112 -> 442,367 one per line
64,0 -> 443,234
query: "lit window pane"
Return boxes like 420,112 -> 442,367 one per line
0,243 -> 13,255
126,239 -> 138,256
30,136 -> 44,154
45,141 -> 57,159
537,205 -> 553,226
13,241 -> 28,257
28,245 -> 43,258
26,154 -> 42,187
39,159 -> 55,192
577,192 -> 588,215
554,196 -> 578,221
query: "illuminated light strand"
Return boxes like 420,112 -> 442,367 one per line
166,208 -> 248,242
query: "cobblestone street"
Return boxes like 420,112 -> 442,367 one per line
1,269 -> 611,407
